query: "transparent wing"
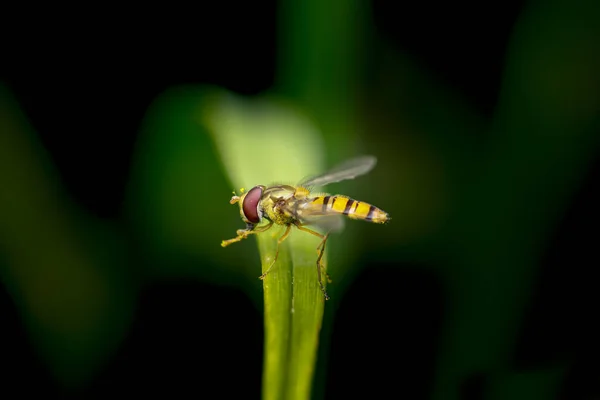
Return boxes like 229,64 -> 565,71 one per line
302,213 -> 346,234
280,197 -> 346,233
299,155 -> 377,188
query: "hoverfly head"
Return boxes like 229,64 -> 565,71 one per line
232,185 -> 265,225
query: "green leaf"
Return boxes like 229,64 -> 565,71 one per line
0,83 -> 134,389
202,89 -> 327,400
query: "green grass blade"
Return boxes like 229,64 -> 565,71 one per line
286,237 -> 326,399
258,226 -> 293,399
202,88 -> 327,400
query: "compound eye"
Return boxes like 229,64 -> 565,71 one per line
242,186 -> 263,224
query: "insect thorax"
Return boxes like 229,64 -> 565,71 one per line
261,185 -> 299,226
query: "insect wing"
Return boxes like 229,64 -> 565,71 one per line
285,197 -> 346,233
313,213 -> 345,233
299,155 -> 377,188
300,212 -> 346,233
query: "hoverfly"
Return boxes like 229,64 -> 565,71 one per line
221,155 -> 390,300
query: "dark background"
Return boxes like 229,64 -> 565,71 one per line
2,1 -> 599,399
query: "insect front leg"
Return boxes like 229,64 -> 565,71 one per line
221,221 -> 274,247
259,224 -> 292,280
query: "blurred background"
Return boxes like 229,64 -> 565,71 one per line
1,0 -> 599,399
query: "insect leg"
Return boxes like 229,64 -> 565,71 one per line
315,233 -> 332,284
259,224 -> 292,280
295,225 -> 330,300
221,221 -> 274,247
253,221 -> 275,233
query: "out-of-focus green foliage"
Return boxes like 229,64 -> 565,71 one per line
0,84 -> 135,387
125,86 -> 253,285
431,2 -> 600,398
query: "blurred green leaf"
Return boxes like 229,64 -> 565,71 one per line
432,1 -> 600,399
0,83 -> 134,388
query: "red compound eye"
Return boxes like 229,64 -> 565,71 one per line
242,186 -> 263,224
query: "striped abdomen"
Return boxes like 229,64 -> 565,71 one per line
309,195 -> 389,224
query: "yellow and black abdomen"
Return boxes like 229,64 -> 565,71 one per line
310,195 -> 390,224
